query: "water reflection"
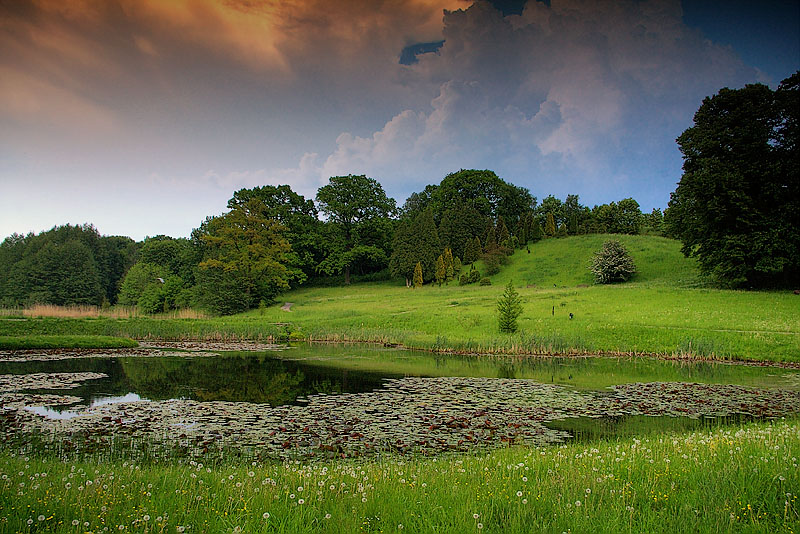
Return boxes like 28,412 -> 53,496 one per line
25,393 -> 150,419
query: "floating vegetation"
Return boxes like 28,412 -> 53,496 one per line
0,348 -> 220,362
2,372 -> 799,461
138,341 -> 288,352
0,372 -> 107,392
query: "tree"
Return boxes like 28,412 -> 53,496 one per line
0,224 -> 131,307
667,73 -> 799,287
118,262 -> 169,307
410,169 -> 534,228
316,175 -> 396,284
497,281 -> 523,333
438,202 -> 485,260
413,261 -> 423,288
389,208 -> 439,284
463,235 -> 482,264
227,185 -> 323,285
435,254 -> 445,286
484,225 -> 498,252
496,216 -> 510,248
537,195 -> 564,229
545,213 -> 557,237
590,240 -> 637,284
196,200 -> 292,314
444,248 -> 455,282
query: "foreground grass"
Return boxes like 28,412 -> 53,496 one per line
0,335 -> 138,350
1,418 -> 797,533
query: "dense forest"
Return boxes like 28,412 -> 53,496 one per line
1,73 -> 797,314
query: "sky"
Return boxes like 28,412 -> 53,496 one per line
1,0 -> 798,241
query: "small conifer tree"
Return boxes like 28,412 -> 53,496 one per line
497,216 -> 510,247
444,248 -> 454,282
435,254 -> 445,286
413,261 -> 423,288
497,280 -> 523,333
545,213 -> 557,237
485,226 -> 498,252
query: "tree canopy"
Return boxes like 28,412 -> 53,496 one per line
666,72 -> 799,287
316,175 -> 396,284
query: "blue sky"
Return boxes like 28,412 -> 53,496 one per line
0,0 -> 797,241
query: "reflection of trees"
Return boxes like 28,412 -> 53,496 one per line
119,353 -> 388,405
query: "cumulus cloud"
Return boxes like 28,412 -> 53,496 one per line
274,0 -> 757,206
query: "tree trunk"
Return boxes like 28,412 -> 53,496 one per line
344,265 -> 351,285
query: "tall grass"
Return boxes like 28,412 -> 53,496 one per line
0,304 -> 208,319
1,418 -> 796,533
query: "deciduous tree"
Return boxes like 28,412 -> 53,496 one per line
316,175 -> 396,284
666,73 -> 799,287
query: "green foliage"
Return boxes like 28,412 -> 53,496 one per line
591,198 -> 643,235
468,269 -> 481,284
496,215 -> 510,247
390,208 -> 439,284
413,262 -> 423,288
227,184 -> 322,284
438,203 -> 485,260
444,248 -> 454,282
667,72 -> 799,287
497,280 -> 523,332
590,240 -> 637,284
545,213 -> 557,237
529,221 -> 543,242
117,262 -> 169,307
424,169 -> 534,227
316,175 -> 396,284
435,254 -> 445,286
484,225 -> 498,253
0,224 -> 136,307
463,236 -> 482,264
556,222 -> 568,238
482,251 -> 501,276
479,277 -> 492,286
196,200 -> 292,314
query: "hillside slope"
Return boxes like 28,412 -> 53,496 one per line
483,234 -> 702,288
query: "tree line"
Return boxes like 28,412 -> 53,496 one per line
0,171 -> 656,314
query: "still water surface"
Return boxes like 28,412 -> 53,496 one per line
3,343 -> 797,413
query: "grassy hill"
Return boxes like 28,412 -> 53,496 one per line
483,234 -> 702,289
242,234 -> 798,361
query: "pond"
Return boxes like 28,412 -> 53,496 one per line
1,343 -> 799,460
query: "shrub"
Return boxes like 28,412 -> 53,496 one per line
590,240 -> 637,284
468,270 -> 481,284
482,252 -> 501,275
479,278 -> 492,286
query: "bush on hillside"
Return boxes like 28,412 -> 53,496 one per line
590,240 -> 637,284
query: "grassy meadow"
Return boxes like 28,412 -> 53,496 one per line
1,418 -> 797,533
1,235 -> 798,362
